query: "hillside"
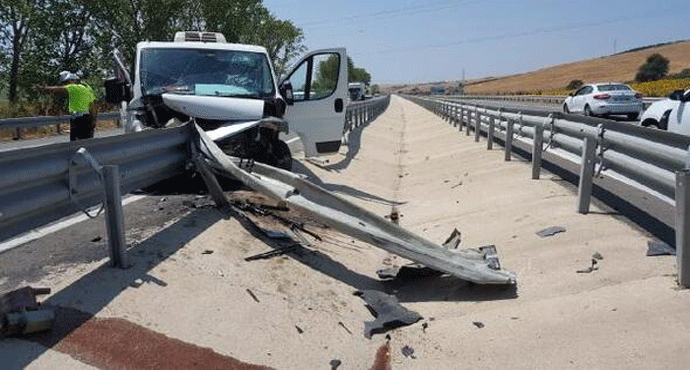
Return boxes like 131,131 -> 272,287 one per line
464,40 -> 690,94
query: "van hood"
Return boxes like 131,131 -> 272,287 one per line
162,93 -> 265,121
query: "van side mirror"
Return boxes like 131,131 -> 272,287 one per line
669,89 -> 684,101
279,80 -> 294,105
104,77 -> 132,104
568,92 -> 574,97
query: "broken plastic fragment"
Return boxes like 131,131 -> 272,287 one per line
536,226 -> 566,237
354,290 -> 422,338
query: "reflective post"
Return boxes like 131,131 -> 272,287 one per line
474,109 -> 481,142
487,115 -> 495,150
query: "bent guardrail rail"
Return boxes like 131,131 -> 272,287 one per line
403,94 -> 690,287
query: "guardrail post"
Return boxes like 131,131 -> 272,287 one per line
487,115 -> 495,150
459,108 -> 465,132
675,169 -> 690,287
577,137 -> 597,214
474,109 -> 481,142
466,109 -> 472,136
505,118 -> 514,161
532,122 -> 544,179
103,165 -> 129,268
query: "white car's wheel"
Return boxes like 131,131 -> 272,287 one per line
584,105 -> 593,117
563,104 -> 570,114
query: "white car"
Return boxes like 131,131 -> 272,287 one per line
639,89 -> 690,134
563,83 -> 643,120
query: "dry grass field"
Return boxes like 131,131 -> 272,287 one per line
464,40 -> 690,94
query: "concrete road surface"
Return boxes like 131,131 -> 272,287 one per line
1,96 -> 688,369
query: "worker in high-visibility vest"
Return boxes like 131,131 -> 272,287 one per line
35,71 -> 97,141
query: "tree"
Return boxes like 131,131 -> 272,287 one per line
566,79 -> 583,90
347,57 -> 371,85
0,0 -> 38,102
635,53 -> 669,82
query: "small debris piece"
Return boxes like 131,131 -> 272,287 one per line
647,240 -> 675,256
472,321 -> 485,329
592,252 -> 604,260
91,236 -> 102,242
442,228 -> 462,249
577,259 -> 599,274
536,226 -> 566,237
244,245 -> 299,261
329,359 -> 342,370
451,181 -> 463,189
338,321 -> 352,335
246,289 -> 260,303
202,250 -> 214,255
295,325 -> 304,334
354,290 -> 423,338
422,322 -> 429,332
264,230 -> 292,239
401,345 -> 416,359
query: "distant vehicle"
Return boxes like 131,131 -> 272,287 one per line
348,82 -> 366,101
563,83 -> 643,120
430,85 -> 445,95
639,89 -> 690,133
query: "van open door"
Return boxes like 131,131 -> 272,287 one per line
281,48 -> 348,158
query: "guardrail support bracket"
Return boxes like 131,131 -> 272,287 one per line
103,165 -> 129,269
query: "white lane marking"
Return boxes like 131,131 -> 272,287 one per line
0,195 -> 146,255
286,137 -> 300,144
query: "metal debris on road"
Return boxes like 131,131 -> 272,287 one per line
245,288 -> 260,303
536,226 -> 566,237
295,325 -> 304,334
646,240 -> 675,256
354,290 -> 423,339
577,258 -> 599,273
202,250 -> 214,255
592,252 -> 604,260
401,345 -> 416,359
472,321 -> 485,329
329,359 -> 342,370
338,321 -> 353,335
91,236 -> 102,242
244,245 -> 299,261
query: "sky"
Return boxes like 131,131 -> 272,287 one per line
262,0 -> 690,85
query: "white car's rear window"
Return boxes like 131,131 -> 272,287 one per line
598,84 -> 631,91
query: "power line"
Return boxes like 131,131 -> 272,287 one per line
352,7 -> 677,57
300,0 -> 482,28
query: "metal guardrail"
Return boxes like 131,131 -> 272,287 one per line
0,97 -> 390,251
403,94 -> 690,287
0,112 -> 121,130
0,125 -> 192,243
445,95 -> 663,109
344,95 -> 390,134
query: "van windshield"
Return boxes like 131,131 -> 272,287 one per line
139,48 -> 275,98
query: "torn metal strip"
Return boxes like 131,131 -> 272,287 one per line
193,125 -> 516,285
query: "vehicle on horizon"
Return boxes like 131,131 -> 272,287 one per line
563,83 -> 643,120
348,82 -> 366,101
639,88 -> 690,134
105,31 -> 348,170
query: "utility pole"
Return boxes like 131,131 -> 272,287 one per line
613,38 -> 617,54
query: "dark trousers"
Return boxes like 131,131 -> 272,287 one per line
70,114 -> 95,141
